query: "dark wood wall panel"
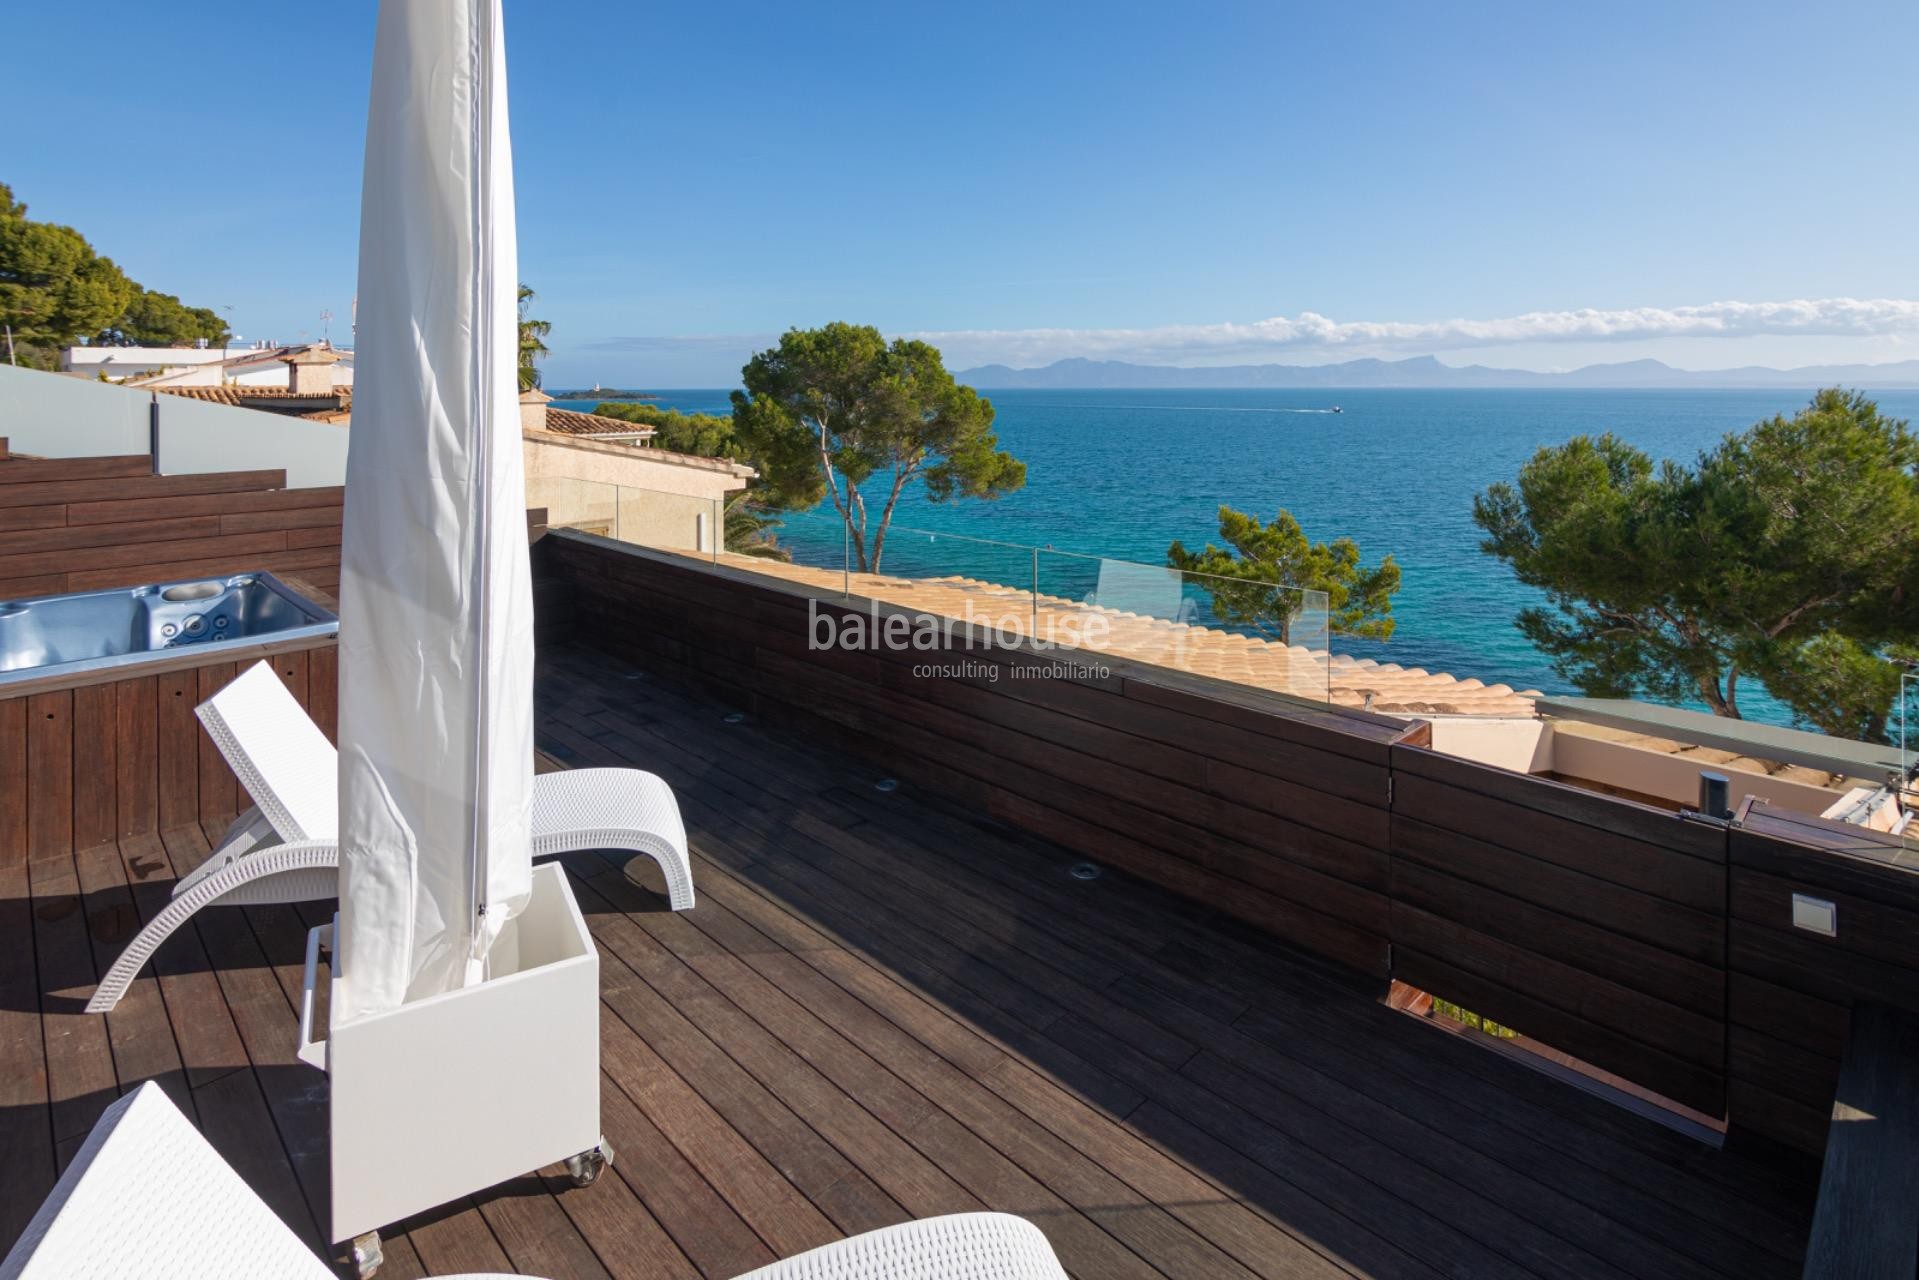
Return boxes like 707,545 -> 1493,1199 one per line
114,677 -> 158,840
1727,807 -> 1919,1154
1,639 -> 337,863
0,698 -> 24,865
0,456 -> 345,598
70,684 -> 117,852
1387,744 -> 1731,1117
0,455 -> 151,486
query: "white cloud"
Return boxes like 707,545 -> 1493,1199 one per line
567,298 -> 1919,380
906,298 -> 1919,368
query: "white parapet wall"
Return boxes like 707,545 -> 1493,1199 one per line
1424,716 -> 1554,774
1422,712 -> 1852,817
0,364 -> 348,488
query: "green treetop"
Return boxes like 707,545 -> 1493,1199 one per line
517,283 -> 550,390
1168,506 -> 1400,644
1474,389 -> 1919,740
589,401 -> 743,461
731,323 -> 1025,573
1,182 -> 226,365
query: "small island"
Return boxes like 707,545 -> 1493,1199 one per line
547,385 -> 658,401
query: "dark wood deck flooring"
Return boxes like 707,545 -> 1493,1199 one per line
1,643 -> 1818,1278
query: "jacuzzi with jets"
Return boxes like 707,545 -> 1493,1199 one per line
0,572 -> 338,687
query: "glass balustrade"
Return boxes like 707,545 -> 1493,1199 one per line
541,482 -> 1336,706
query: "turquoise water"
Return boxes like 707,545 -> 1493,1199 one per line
555,387 -> 1919,726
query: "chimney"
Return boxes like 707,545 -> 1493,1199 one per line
281,345 -> 341,395
518,386 -> 552,433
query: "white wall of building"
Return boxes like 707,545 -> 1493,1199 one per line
60,345 -> 354,388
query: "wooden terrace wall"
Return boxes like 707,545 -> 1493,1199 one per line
540,529 -> 1919,1152
0,453 -> 345,600
1726,806 -> 1919,1153
0,643 -> 338,867
1387,745 -> 1730,1116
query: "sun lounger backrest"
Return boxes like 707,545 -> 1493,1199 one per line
197,660 -> 340,842
0,1082 -> 334,1280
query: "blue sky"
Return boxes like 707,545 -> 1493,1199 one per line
9,0 -> 1918,384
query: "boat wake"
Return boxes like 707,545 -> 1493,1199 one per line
1041,403 -> 1345,415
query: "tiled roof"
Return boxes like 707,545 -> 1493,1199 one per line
702,556 -> 1544,716
158,386 -> 351,405
543,408 -> 657,438
130,343 -> 352,386
155,385 -> 352,422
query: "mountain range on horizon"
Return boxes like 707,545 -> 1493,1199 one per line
953,353 -> 1919,390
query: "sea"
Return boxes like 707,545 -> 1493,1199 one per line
553,387 -> 1919,728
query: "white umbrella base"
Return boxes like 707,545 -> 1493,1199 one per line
303,862 -> 604,1248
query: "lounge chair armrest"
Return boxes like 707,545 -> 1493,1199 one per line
727,1213 -> 1066,1280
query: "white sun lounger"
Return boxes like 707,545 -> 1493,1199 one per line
0,1082 -> 1066,1280
87,660 -> 692,1014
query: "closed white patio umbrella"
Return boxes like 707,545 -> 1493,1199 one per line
337,0 -> 532,1019
319,2 -> 606,1269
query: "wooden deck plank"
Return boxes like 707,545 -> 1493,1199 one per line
157,823 -> 333,1253
679,864 -> 1380,1279
576,878 -> 910,1239
609,899 -> 1171,1279
0,860 -> 57,1252
26,852 -> 117,1157
663,876 -> 1346,1280
1802,1004 -> 1919,1280
71,837 -> 192,1116
582,883 -> 986,1227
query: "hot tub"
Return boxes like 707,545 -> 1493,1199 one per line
0,571 -> 338,687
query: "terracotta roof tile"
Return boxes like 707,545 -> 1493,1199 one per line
155,386 -> 351,422
542,408 -> 657,438
158,386 -> 353,404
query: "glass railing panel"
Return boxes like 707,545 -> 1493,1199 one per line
156,393 -> 348,487
1038,550 -> 1331,702
858,522 -> 1042,642
719,502 -> 851,585
611,485 -> 720,561
528,475 -> 620,539
539,480 -> 1336,704
0,364 -> 150,458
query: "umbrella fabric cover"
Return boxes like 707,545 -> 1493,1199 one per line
336,0 -> 533,1019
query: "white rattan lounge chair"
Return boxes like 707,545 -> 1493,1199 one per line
0,1081 -> 523,1280
732,1214 -> 1067,1280
86,660 -> 692,1014
0,1082 -> 1065,1280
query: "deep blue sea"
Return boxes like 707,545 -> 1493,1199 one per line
555,387 -> 1919,726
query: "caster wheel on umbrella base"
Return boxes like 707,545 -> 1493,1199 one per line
349,1230 -> 384,1279
565,1136 -> 616,1188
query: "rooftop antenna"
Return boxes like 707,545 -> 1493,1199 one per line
321,309 -> 334,344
